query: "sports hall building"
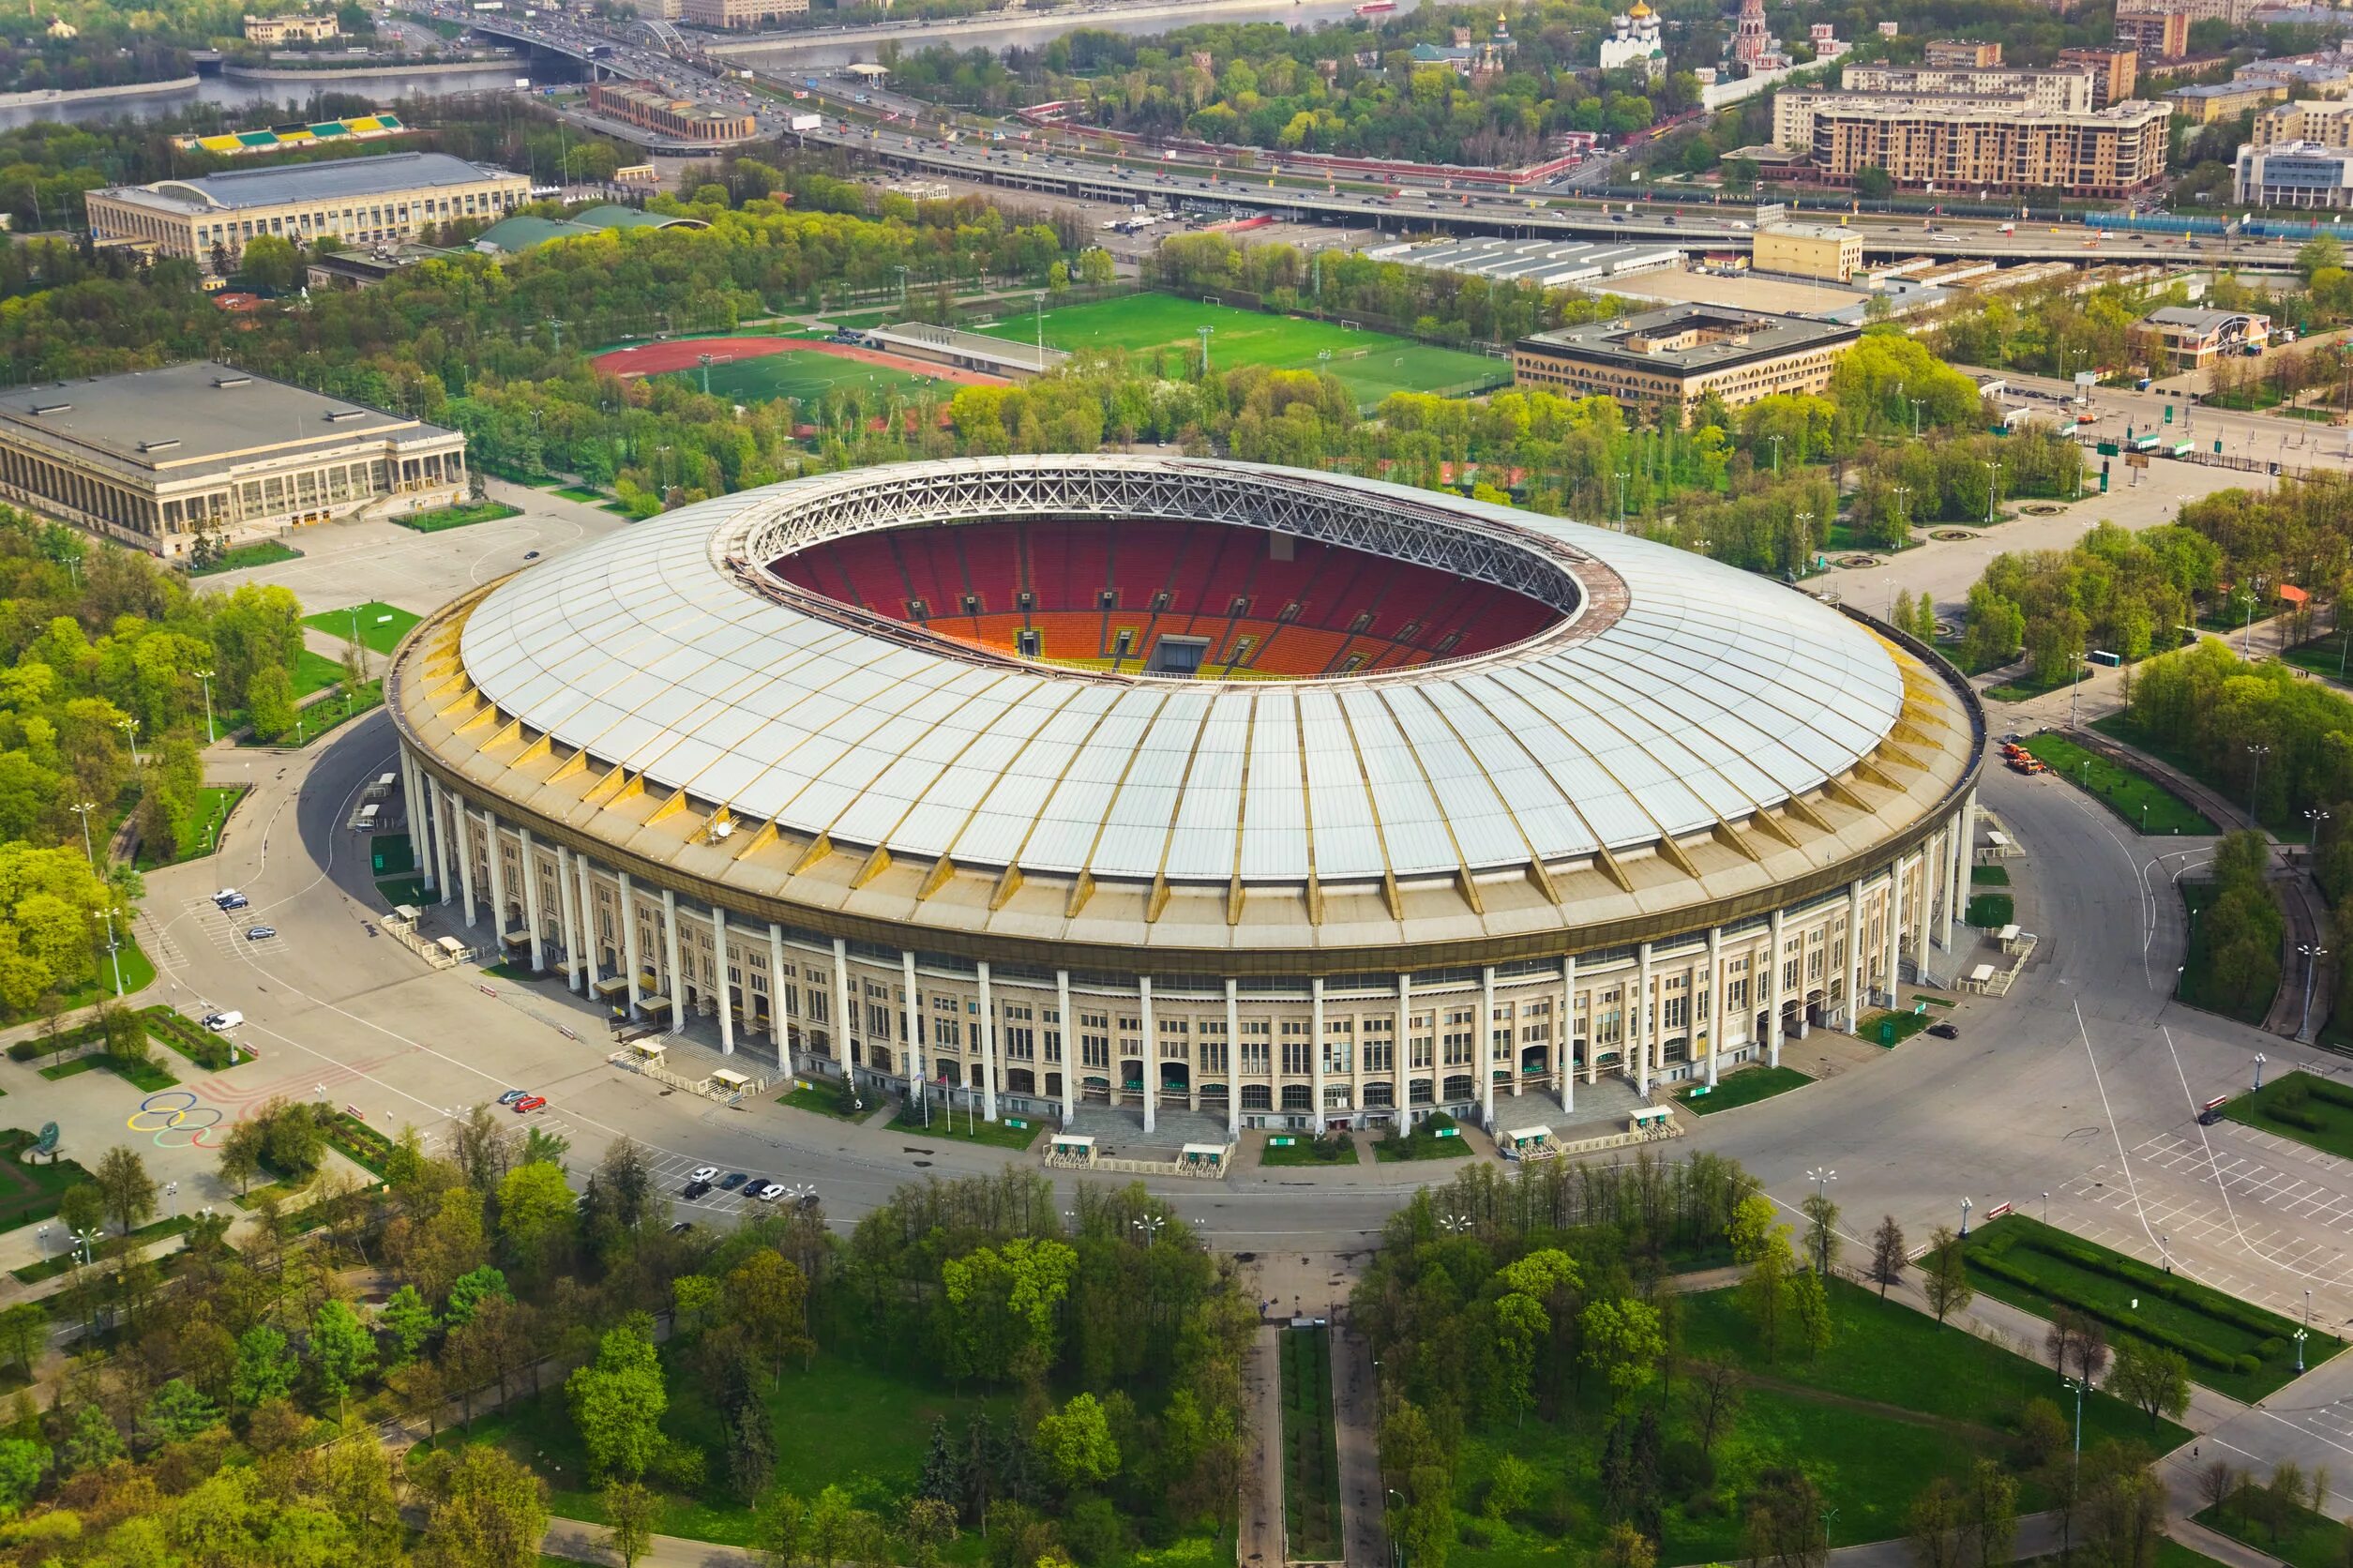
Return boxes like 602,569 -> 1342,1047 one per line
387,458 -> 1983,1136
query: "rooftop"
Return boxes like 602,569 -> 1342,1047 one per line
2141,306 -> 2269,330
1517,306 -> 1860,373
1760,220 -> 1859,243
1359,235 -> 1681,286
0,361 -> 456,486
97,151 -> 522,215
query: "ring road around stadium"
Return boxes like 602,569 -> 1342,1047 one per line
387,457 -> 1983,1142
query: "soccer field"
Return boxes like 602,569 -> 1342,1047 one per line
664,350 -> 955,406
968,294 -> 1505,405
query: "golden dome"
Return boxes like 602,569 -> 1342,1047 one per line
1628,3 -> 1652,18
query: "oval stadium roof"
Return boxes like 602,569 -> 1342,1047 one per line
455,458 -> 1908,889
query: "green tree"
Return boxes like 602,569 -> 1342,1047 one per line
1800,1191 -> 1840,1275
245,661 -> 296,742
232,1324 -> 297,1409
383,1283 -> 440,1364
141,1379 -> 222,1447
724,1251 -> 815,1387
1855,165 -> 1893,201
421,1445 -> 550,1568
2298,234 -> 2345,284
1034,1392 -> 1120,1490
495,1159 -> 576,1260
93,1144 -> 156,1237
239,233 -> 301,291
603,1479 -> 660,1568
942,1236 -> 1076,1386
566,1318 -> 668,1481
1580,1297 -> 1667,1410
310,1299 -> 379,1416
57,1182 -> 102,1241
1739,1210 -> 1797,1360
1923,1226 -> 1973,1325
60,1404 -> 121,1474
1787,1267 -> 1833,1360
2108,1338 -> 2191,1429
0,1436 -> 44,1515
0,1304 -> 43,1380
1868,1214 -> 1908,1297
445,1264 -> 511,1326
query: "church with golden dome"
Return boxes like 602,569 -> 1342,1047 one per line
1599,0 -> 1666,78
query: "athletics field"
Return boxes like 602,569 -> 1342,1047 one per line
966,294 -> 1506,406
590,336 -> 1000,406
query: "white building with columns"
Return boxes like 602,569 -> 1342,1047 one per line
386,458 -> 1983,1138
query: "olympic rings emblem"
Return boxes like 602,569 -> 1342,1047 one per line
128,1091 -> 221,1146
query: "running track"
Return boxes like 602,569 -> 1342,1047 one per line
590,335 -> 1010,387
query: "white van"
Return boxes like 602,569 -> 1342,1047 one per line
202,1010 -> 243,1032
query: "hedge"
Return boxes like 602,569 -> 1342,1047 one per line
1974,1225 -> 2303,1345
1968,1249 -> 2246,1373
7,1007 -> 230,1071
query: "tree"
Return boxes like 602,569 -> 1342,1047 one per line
141,1378 -> 222,1447
58,1182 -> 102,1241
1922,1227 -> 1973,1325
1743,1466 -> 1827,1568
93,1144 -> 157,1236
1855,165 -> 1893,201
239,233 -> 301,291
2108,1338 -> 2191,1429
310,1299 -> 378,1416
383,1283 -> 440,1364
219,1123 -> 264,1198
566,1318 -> 668,1481
1961,1458 -> 2017,1568
1581,1297 -> 1667,1410
1908,1475 -> 1965,1568
603,1479 -> 660,1568
1033,1392 -> 1120,1490
245,661 -> 296,741
1801,1191 -> 1840,1276
1741,1215 -> 1796,1360
1868,1215 -> 1907,1297
495,1160 -> 575,1261
60,1403 -> 122,1474
232,1323 -> 296,1409
2298,234 -> 2345,284
724,1251 -> 814,1386
421,1445 -> 550,1568
1787,1268 -> 1833,1360
0,1436 -> 43,1515
0,1304 -> 43,1380
1687,1352 -> 1744,1453
446,1264 -> 511,1326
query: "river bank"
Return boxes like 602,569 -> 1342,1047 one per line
220,56 -> 518,82
0,75 -> 200,110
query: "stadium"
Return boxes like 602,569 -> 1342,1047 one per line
386,456 -> 1983,1143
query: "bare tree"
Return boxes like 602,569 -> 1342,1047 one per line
1870,1214 -> 1908,1297
1923,1226 -> 1974,1325
1688,1352 -> 1746,1454
2196,1460 -> 2237,1517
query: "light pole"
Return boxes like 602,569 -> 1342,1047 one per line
2255,1050 -> 2270,1093
1910,398 -> 1924,438
1891,484 -> 1910,537
92,909 -> 124,998
2247,742 -> 2271,819
194,669 -> 216,745
2061,1374 -> 2087,1501
1615,470 -> 1630,530
2297,1326 -> 2310,1373
1805,1166 -> 1837,1272
1982,460 -> 2001,526
164,1180 -> 178,1220
2041,1191 -> 2049,1225
1959,1195 -> 1973,1237
1196,324 -> 1214,378
1438,1213 -> 1472,1236
70,799 -> 98,867
2300,944 -> 2329,1042
1768,432 -> 1784,476
2244,575 -> 2267,655
1133,1214 -> 1167,1246
117,715 -> 139,769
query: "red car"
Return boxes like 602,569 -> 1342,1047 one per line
513,1095 -> 547,1114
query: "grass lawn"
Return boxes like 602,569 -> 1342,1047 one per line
2195,1500 -> 2350,1568
1261,1134 -> 1360,1166
1967,893 -> 2015,927
445,1350 -> 1016,1555
392,501 -> 521,533
135,784 -> 246,870
40,1052 -> 178,1092
17,938 -> 159,1021
8,1214 -> 191,1284
2021,731 -> 2217,836
291,647 -> 351,699
884,1105 -> 1041,1152
189,539 -> 301,577
2284,632 -> 2353,687
303,601 -> 423,656
2224,1071 -> 2353,1162
1453,1278 -> 2169,1568
1985,666 -> 2090,703
1371,1120 -> 1475,1162
0,1130 -> 94,1230
1856,1009 -> 1932,1047
369,832 -> 415,879
776,1080 -> 869,1123
666,349 -> 946,408
967,293 -> 1504,407
2177,880 -> 2273,1025
2094,712 -> 2310,843
1971,865 -> 2012,886
1949,1214 -> 2336,1401
1681,1063 -> 1810,1113
375,876 -> 432,906
551,485 -> 609,504
1281,1325 -> 1343,1561
239,681 -> 384,747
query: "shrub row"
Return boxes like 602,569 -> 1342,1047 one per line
1967,1248 -> 2252,1375
2298,1076 -> 2353,1112
1978,1225 -> 2300,1345
322,1111 -> 395,1176
7,1018 -> 111,1062
139,1006 -> 233,1070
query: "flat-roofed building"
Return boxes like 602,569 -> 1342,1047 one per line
2254,98 -> 2353,146
86,151 -> 530,275
1512,306 -> 1861,422
2114,10 -> 2191,59
2236,140 -> 2353,207
2119,0 -> 2257,23
1754,220 -> 1864,281
2166,79 -> 2291,122
1839,63 -> 2094,113
1779,93 -> 2170,196
586,80 -> 757,142
0,361 -> 467,559
679,0 -> 807,27
242,12 -> 339,42
2059,47 -> 2139,108
1924,39 -> 2001,66
2130,306 -> 2271,369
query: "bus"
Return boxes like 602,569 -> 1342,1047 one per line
2170,442 -> 2194,459
2130,433 -> 2162,453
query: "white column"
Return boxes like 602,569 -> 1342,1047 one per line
832,937 -> 852,1079
1947,790 -> 1978,952
405,751 -> 436,894
556,845 -> 582,992
1139,975 -> 1155,1136
1396,972 -> 1415,1118
1882,866 -> 1903,1008
1057,968 -> 1075,1126
619,872 -> 643,1019
1480,965 -> 1498,1125
714,905 -> 733,1056
1768,908 -> 1787,1068
574,851 -> 598,996
1560,954 -> 1576,1113
453,793 -> 478,928
1912,837 -> 1936,981
483,810 -> 508,952
1225,978 -> 1242,1136
519,828 -> 546,973
901,950 -> 923,1107
1844,878 -> 1865,1028
768,923 -> 789,1063
1310,976 -> 1328,1134
1706,926 -> 1724,1088
977,960 -> 998,1123
661,887 -> 685,1033
1635,942 -> 1653,1095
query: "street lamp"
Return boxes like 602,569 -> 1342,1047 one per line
1615,470 -> 1630,530
194,670 -> 216,745
1891,484 -> 1910,537
2247,742 -> 2271,818
1959,1196 -> 1973,1237
1133,1214 -> 1167,1245
2255,1050 -> 2270,1093
1982,460 -> 2002,526
164,1180 -> 178,1220
2300,944 -> 2330,1042
1438,1213 -> 1472,1235
92,909 -> 124,998
117,715 -> 139,768
1768,432 -> 1784,476
70,799 -> 98,867
2243,575 -> 2268,655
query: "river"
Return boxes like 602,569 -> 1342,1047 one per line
0,63 -> 542,130
723,0 -> 1380,68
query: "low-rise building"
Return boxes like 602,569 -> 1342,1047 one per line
2119,0 -> 2258,23
2165,79 -> 2290,123
305,240 -> 460,288
2058,47 -> 2139,109
2130,306 -> 2271,369
2235,140 -> 2353,207
678,0 -> 807,27
86,151 -> 530,275
1839,62 -> 2095,113
586,80 -> 757,142
1754,220 -> 1863,281
0,361 -> 466,559
2255,98 -> 2353,146
472,204 -> 705,256
1924,39 -> 2001,67
1512,306 -> 1861,422
2114,10 -> 2191,59
241,11 -> 339,42
1772,93 -> 2171,195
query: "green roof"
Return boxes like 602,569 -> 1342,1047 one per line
474,215 -> 603,253
572,204 -> 683,230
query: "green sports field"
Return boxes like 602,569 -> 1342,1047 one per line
966,294 -> 1506,406
663,350 -> 952,406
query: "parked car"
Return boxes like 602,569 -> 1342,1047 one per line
244,926 -> 276,941
719,1172 -> 748,1190
201,1010 -> 242,1032
683,1180 -> 712,1199
213,890 -> 248,911
688,1166 -> 719,1184
753,1182 -> 786,1202
513,1094 -> 547,1114
670,1220 -> 695,1234
1927,1022 -> 1960,1040
497,1089 -> 530,1106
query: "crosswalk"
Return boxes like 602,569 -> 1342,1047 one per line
177,897 -> 288,957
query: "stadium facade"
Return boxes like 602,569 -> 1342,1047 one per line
387,458 -> 1983,1135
